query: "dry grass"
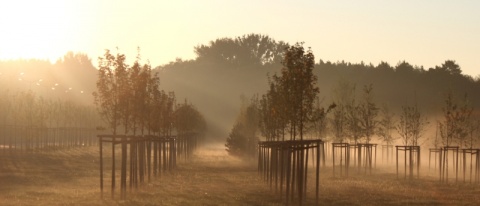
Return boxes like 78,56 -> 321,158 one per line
0,145 -> 479,205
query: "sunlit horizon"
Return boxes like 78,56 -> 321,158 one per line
1,0 -> 479,78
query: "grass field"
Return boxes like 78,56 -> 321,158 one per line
0,144 -> 479,205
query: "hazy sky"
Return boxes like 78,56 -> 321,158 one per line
1,0 -> 479,77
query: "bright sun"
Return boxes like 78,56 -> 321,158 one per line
0,1 -> 79,62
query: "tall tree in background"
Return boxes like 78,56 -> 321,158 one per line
194,34 -> 289,67
434,60 -> 462,76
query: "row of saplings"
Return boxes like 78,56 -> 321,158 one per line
226,44 -> 480,206
0,90 -> 101,152
93,50 -> 207,199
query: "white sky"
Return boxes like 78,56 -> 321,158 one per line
1,0 -> 479,77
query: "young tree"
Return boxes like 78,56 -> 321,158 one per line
330,80 -> 356,143
257,43 -> 320,141
276,43 -> 318,141
358,84 -> 379,143
258,79 -> 288,141
410,105 -> 429,146
345,102 -> 362,144
259,92 -> 276,141
397,103 -> 429,146
93,50 -> 124,135
174,100 -> 207,135
161,92 -> 176,136
377,104 -> 396,146
439,91 -> 473,147
432,122 -> 441,149
310,97 -> 335,141
116,53 -> 131,135
331,104 -> 347,143
332,81 -> 362,144
145,69 -> 160,135
225,122 -> 249,157
225,97 -> 260,158
465,118 -> 479,149
129,52 -> 152,135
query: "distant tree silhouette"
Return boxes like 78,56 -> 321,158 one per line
174,100 -> 207,135
225,97 -> 260,158
434,60 -> 462,76
194,34 -> 289,67
226,122 -> 249,157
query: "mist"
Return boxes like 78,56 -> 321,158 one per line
1,34 -> 480,205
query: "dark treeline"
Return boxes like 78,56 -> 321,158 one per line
157,34 -> 480,140
314,59 -> 480,115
